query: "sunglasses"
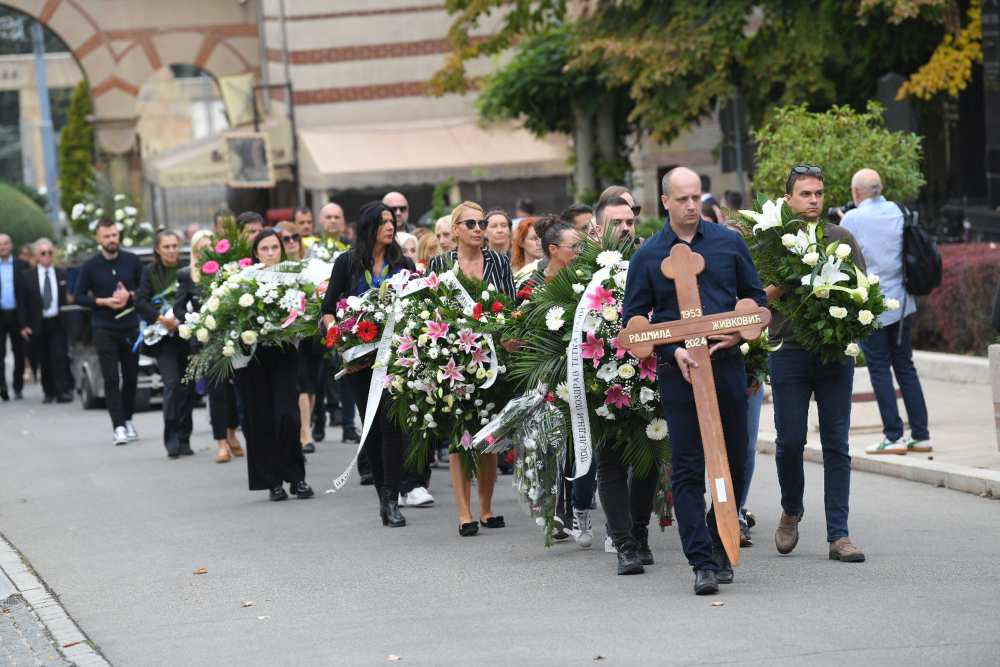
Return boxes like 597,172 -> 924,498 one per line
38,250 -> 53,256
631,205 -> 642,216
281,233 -> 301,243
461,219 -> 488,230
790,164 -> 823,178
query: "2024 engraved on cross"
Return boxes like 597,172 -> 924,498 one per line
616,244 -> 771,567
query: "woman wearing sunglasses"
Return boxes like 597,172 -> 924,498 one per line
428,201 -> 516,536
276,223 -> 303,261
321,202 -> 415,527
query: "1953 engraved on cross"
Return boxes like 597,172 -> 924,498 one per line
616,243 -> 771,567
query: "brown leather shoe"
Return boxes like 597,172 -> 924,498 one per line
829,537 -> 866,562
775,512 -> 801,555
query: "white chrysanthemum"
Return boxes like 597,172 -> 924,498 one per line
639,387 -> 656,404
857,310 -> 875,325
240,330 -> 258,345
617,364 -> 636,379
645,418 -> 668,440
828,306 -> 848,320
596,250 -> 623,268
545,306 -> 566,331
596,362 -> 619,382
802,252 -> 820,267
572,283 -> 586,294
844,343 -> 861,357
601,305 -> 619,322
238,293 -> 254,308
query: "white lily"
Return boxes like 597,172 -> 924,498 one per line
740,198 -> 785,234
801,256 -> 851,291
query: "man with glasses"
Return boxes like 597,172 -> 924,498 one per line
382,192 -> 412,232
23,238 -> 72,403
770,164 -> 868,564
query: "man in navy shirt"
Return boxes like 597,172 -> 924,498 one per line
74,219 -> 143,446
623,167 -> 765,595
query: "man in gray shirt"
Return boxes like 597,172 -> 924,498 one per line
841,168 -> 930,456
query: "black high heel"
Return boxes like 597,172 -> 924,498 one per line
459,522 -> 479,536
379,487 -> 406,527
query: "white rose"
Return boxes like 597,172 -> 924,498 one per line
195,328 -> 210,343
835,243 -> 852,259
867,273 -> 881,285
240,330 -> 258,345
178,324 -> 192,339
594,405 -> 615,421
802,252 -> 820,267
855,287 -> 869,302
781,233 -> 798,249
238,293 -> 254,308
572,283 -> 586,294
740,342 -> 751,355
885,298 -> 900,311
206,296 -> 220,312
857,310 -> 875,325
481,291 -> 491,300
222,346 -> 235,358
203,314 -> 217,330
639,387 -> 656,404
601,305 -> 619,322
844,342 -> 861,358
829,306 -> 848,319
617,364 -> 636,379
419,310 -> 430,320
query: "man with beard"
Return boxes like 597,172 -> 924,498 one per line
74,219 -> 144,446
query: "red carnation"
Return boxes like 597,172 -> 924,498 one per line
356,320 -> 379,343
324,325 -> 340,349
491,300 -> 504,314
472,303 -> 484,320
516,286 -> 533,301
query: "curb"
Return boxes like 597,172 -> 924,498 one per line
0,531 -> 110,666
756,432 -> 1000,498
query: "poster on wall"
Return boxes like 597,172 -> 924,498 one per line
224,131 -> 274,188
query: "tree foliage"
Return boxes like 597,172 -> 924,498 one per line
0,181 -> 53,250
895,0 -> 983,99
753,103 -> 925,207
58,81 -> 95,217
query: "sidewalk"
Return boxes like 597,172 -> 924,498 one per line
757,351 -> 1000,498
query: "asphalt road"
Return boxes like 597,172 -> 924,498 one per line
1,383 -> 999,666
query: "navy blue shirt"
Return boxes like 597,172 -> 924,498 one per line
622,221 -> 766,363
73,250 -> 143,330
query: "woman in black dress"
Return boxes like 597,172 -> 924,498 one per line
321,202 -> 413,527
235,228 -> 313,501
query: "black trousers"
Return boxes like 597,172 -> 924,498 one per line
34,317 -> 70,398
208,378 -> 239,440
156,338 -> 194,454
346,368 -> 404,492
0,309 -> 25,394
596,443 -> 659,550
93,327 -> 139,428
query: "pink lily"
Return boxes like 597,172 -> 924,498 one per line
604,384 -> 630,409
581,332 -> 606,368
457,328 -> 480,353
398,334 -> 416,353
470,347 -> 488,365
437,357 -> 464,385
281,309 -> 299,328
337,298 -> 349,312
639,356 -> 657,382
459,430 -> 473,450
425,272 -> 441,290
394,356 -> 417,368
610,336 -> 629,360
426,320 -> 450,343
584,285 -> 615,311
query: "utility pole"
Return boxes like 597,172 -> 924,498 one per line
30,21 -> 62,230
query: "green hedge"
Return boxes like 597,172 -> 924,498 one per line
0,181 -> 53,250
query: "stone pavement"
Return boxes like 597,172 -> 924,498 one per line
758,351 -> 1000,497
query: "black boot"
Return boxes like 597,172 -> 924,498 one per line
616,543 -> 645,575
712,545 -> 734,584
632,524 -> 654,565
379,487 -> 406,527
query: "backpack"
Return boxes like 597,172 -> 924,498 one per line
895,202 -> 941,297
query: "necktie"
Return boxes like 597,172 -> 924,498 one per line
43,269 -> 53,311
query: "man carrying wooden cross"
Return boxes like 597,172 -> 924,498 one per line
623,167 -> 766,596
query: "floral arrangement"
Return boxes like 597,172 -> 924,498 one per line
739,198 -> 898,363
511,401 -> 567,546
385,270 -> 511,476
323,277 -> 398,369
506,232 -> 670,478
196,218 -> 254,291
740,328 -> 780,388
65,192 -> 153,260
181,260 -> 320,382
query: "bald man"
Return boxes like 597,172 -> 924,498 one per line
319,202 -> 350,253
382,192 -> 411,231
622,167 -> 765,594
842,168 -> 929,456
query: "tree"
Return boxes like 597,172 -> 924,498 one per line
58,81 -> 94,216
752,102 -> 925,207
0,181 -> 53,250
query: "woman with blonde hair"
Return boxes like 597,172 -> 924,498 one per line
173,229 -> 244,463
428,201 -> 515,536
416,232 -> 440,273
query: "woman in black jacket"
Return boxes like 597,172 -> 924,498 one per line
137,229 -> 194,458
321,202 -> 414,527
173,230 -> 244,463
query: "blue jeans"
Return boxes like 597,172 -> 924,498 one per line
769,348 -> 853,543
740,384 -> 765,510
859,315 -> 929,442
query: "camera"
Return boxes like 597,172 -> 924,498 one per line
826,201 -> 856,223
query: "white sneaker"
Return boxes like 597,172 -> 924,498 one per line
124,420 -> 139,441
905,436 -> 932,453
405,486 -> 434,507
573,509 -> 593,549
113,426 -> 128,446
604,536 -> 616,554
865,437 -> 906,455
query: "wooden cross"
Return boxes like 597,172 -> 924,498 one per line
616,243 -> 771,567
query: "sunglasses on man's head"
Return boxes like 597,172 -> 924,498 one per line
790,164 -> 823,178
281,233 -> 301,243
460,219 -> 488,230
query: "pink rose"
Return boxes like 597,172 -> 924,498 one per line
238,257 -> 253,268
214,239 -> 231,254
201,260 -> 219,275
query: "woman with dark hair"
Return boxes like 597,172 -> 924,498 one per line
321,202 -> 414,527
137,229 -> 194,459
484,209 -> 513,256
173,230 -> 244,463
429,201 -> 516,536
235,228 -> 314,501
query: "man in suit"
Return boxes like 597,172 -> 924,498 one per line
24,238 -> 72,403
0,233 -> 30,401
